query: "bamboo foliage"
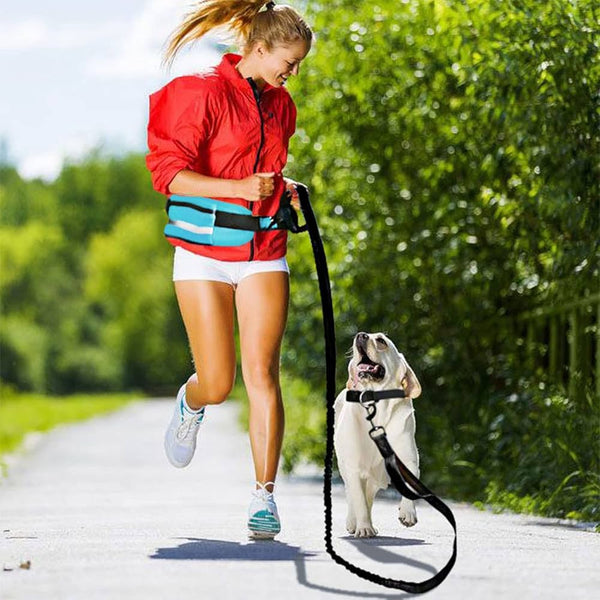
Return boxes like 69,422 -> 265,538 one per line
519,294 -> 599,401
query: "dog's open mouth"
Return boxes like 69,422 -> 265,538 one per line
357,353 -> 385,380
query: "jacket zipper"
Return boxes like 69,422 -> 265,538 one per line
248,77 -> 265,262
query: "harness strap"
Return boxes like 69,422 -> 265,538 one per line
345,389 -> 407,403
296,184 -> 457,594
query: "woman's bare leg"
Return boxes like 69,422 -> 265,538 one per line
235,272 -> 289,491
174,280 -> 236,408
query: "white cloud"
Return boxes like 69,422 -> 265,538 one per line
19,151 -> 64,181
0,19 -> 47,51
0,18 -> 124,52
18,136 -> 98,181
88,0 -> 223,79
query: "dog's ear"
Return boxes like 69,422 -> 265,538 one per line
346,361 -> 357,390
400,355 -> 422,399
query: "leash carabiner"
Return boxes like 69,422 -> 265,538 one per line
357,391 -> 391,442
358,391 -> 379,427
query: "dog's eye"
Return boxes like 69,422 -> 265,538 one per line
376,337 -> 388,348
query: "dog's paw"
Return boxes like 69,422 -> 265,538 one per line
346,517 -> 356,535
398,501 -> 417,528
354,523 -> 378,538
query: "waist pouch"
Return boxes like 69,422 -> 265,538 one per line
165,195 -> 302,247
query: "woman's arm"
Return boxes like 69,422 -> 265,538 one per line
169,169 -> 276,202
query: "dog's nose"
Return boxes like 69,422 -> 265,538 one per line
355,332 -> 369,350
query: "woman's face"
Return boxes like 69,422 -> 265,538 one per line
256,40 -> 310,88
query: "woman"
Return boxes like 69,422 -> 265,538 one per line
146,0 -> 312,540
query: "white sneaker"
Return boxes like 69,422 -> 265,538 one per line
164,384 -> 205,468
247,482 -> 281,540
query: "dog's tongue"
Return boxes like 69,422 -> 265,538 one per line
357,363 -> 379,373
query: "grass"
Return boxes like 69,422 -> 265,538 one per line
0,387 -> 138,468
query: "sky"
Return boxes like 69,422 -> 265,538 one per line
0,0 -> 224,181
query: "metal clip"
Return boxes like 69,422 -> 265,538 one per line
358,391 -> 388,439
358,391 -> 377,422
368,425 -> 386,440
358,390 -> 374,404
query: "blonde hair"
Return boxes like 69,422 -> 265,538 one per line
164,1 -> 312,66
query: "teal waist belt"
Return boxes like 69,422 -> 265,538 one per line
164,194 -> 303,247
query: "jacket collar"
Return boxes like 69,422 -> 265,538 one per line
217,53 -> 273,94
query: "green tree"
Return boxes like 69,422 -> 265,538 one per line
84,209 -> 189,390
0,222 -> 71,390
0,166 -> 60,227
286,0 -> 598,391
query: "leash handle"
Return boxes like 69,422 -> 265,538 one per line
272,190 -> 308,233
296,184 -> 457,593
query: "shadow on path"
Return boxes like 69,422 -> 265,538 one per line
344,536 -> 437,574
293,535 -> 432,599
294,556 -> 414,600
150,536 -> 435,599
150,537 -> 315,561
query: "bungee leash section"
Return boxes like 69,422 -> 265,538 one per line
164,186 -> 457,592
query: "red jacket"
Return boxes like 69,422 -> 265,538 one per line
146,53 -> 297,261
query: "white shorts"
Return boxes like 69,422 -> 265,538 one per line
172,246 -> 289,286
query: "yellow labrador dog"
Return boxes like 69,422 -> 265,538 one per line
334,332 -> 422,538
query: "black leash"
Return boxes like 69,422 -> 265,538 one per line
296,184 -> 457,593
164,185 -> 457,590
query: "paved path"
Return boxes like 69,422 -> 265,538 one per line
1,400 -> 598,599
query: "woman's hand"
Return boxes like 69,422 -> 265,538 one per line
284,177 -> 301,210
233,172 -> 275,202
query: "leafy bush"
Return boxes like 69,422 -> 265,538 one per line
471,386 -> 599,522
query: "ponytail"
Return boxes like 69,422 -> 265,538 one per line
164,1 -> 312,66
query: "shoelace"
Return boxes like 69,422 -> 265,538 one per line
176,405 -> 204,442
252,481 -> 276,505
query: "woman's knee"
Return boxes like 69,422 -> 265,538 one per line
206,374 -> 234,404
242,361 -> 279,392
189,371 -> 234,405
204,387 -> 231,405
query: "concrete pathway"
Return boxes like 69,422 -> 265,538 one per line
1,399 -> 598,599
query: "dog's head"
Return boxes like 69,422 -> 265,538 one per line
346,332 -> 422,399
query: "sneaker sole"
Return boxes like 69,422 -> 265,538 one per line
248,511 -> 280,540
248,530 -> 278,540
